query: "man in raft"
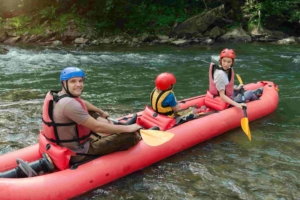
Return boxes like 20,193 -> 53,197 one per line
39,67 -> 142,170
205,48 -> 262,111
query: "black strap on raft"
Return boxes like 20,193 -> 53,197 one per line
70,155 -> 101,170
150,89 -> 174,116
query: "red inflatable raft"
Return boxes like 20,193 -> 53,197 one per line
0,81 -> 279,199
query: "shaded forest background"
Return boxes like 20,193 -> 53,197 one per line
0,0 -> 300,38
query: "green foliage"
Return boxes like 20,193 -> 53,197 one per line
260,0 -> 288,16
2,7 -> 85,35
6,14 -> 53,36
8,15 -> 32,29
226,22 -> 241,30
259,0 -> 300,22
116,2 -> 202,34
0,17 -> 3,28
50,13 -> 86,33
39,5 -> 57,20
105,0 -> 114,13
0,0 -> 299,38
94,21 -> 111,31
242,0 -> 262,31
241,0 -> 300,32
290,10 -> 300,22
247,20 -> 258,32
27,26 -> 44,35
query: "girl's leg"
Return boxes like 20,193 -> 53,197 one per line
234,90 -> 258,103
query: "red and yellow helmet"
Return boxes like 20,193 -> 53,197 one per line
155,72 -> 176,90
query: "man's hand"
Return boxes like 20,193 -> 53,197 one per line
100,111 -> 109,119
127,124 -> 143,132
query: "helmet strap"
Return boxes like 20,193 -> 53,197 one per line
217,64 -> 230,72
219,59 -> 234,71
62,80 -> 76,98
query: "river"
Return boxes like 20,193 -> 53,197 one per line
0,43 -> 299,199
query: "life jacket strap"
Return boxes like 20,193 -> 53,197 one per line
43,132 -> 92,143
42,118 -> 76,127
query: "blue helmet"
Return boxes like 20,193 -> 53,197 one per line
60,67 -> 85,83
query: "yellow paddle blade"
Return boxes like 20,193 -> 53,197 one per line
236,74 -> 243,84
140,129 -> 174,146
241,117 -> 251,141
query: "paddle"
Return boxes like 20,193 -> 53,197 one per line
195,110 -> 217,118
176,104 -> 198,116
176,107 -> 195,116
107,117 -> 174,146
235,74 -> 252,141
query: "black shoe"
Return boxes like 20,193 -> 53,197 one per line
124,113 -> 137,125
186,113 -> 195,120
253,88 -> 263,98
149,126 -> 160,130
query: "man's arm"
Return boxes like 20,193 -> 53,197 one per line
83,100 -> 109,118
64,100 -> 140,133
81,116 -> 141,134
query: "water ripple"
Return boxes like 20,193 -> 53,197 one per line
0,44 -> 299,200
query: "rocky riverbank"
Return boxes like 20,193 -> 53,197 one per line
0,5 -> 299,54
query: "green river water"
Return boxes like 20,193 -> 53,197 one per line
0,43 -> 299,200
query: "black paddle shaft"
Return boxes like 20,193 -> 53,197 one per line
240,87 -> 245,102
240,87 -> 248,117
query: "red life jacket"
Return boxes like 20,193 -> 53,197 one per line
39,90 -> 92,170
205,63 -> 234,111
136,105 -> 176,131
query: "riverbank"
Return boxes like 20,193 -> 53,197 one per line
1,33 -> 299,55
1,4 -> 299,53
1,24 -> 299,54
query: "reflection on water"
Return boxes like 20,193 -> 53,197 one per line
0,43 -> 300,199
